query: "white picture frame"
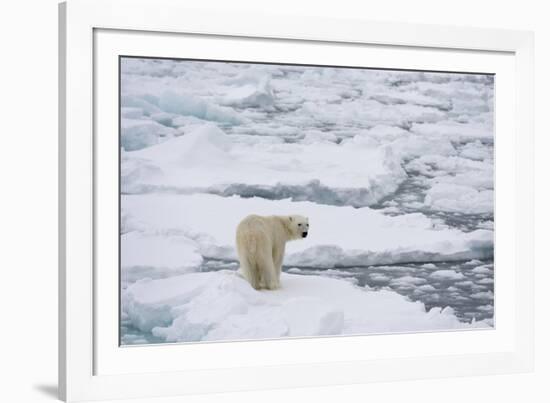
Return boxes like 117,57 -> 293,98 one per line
59,0 -> 534,401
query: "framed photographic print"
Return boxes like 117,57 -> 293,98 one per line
59,0 -> 534,401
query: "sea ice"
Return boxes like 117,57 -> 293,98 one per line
122,270 -> 490,343
121,193 -> 494,269
121,230 -> 203,286
119,58 -> 495,342
122,124 -> 407,207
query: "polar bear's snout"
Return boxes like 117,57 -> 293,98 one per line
298,221 -> 309,238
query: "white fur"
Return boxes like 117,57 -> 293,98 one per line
236,214 -> 309,290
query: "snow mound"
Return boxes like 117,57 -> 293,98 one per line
122,270 -> 489,343
130,123 -> 231,167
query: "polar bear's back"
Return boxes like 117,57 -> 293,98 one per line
237,215 -> 267,250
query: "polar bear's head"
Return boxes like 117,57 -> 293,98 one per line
287,215 -> 309,240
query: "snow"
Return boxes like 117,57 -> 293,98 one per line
424,183 -> 494,214
122,193 -> 494,269
122,270 -> 489,343
121,231 -> 203,286
122,123 -> 407,207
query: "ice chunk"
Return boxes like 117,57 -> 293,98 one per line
429,270 -> 466,281
368,273 -> 390,283
121,107 -> 144,119
121,118 -> 176,151
471,265 -> 492,274
369,91 -> 452,111
121,95 -> 162,116
389,276 -> 427,289
411,121 -> 493,141
222,75 -> 275,109
159,91 -> 243,125
470,291 -> 494,300
122,271 -> 491,343
424,183 -> 493,214
417,284 -> 437,292
150,112 -> 176,126
460,140 -> 493,161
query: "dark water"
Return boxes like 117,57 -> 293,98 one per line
373,179 -> 493,233
198,258 -> 494,324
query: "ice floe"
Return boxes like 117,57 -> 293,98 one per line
122,193 -> 493,270
122,124 -> 407,207
122,270 -> 490,343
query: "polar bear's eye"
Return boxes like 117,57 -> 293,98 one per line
298,223 -> 302,226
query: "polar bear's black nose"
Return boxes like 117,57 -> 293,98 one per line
302,232 -> 308,238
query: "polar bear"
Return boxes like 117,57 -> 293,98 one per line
236,214 -> 309,290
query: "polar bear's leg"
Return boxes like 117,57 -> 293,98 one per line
236,235 -> 261,290
239,255 -> 261,289
272,248 -> 284,284
257,244 -> 279,290
261,260 -> 279,290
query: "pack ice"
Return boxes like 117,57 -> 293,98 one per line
119,58 -> 495,343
